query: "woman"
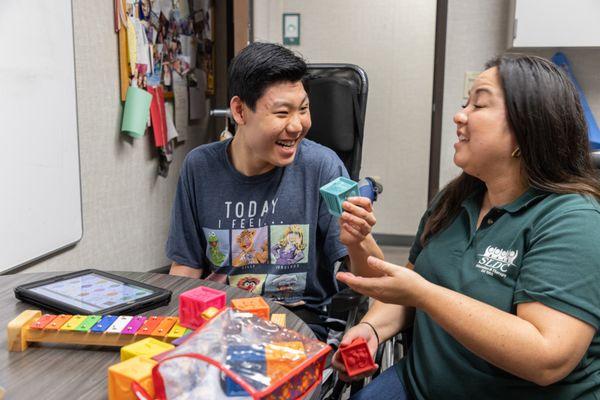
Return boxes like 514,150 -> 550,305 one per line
337,54 -> 600,399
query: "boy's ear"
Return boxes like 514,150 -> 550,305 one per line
230,96 -> 246,125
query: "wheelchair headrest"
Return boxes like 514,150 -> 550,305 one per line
304,76 -> 359,153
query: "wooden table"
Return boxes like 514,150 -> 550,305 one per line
0,272 -> 319,399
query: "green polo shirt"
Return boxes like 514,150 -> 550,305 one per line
396,188 -> 600,399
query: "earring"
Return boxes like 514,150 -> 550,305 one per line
511,147 -> 521,158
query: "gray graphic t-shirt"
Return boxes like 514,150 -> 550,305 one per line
166,139 -> 349,311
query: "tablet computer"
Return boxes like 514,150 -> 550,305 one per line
14,269 -> 172,315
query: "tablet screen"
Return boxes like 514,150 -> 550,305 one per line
29,272 -> 155,312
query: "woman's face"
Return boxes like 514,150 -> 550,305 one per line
453,67 -> 518,180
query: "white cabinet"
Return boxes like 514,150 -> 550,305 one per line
508,0 -> 600,47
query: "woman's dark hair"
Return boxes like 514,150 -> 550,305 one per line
421,53 -> 600,244
228,42 -> 307,111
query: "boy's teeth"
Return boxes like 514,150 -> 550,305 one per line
459,135 -> 469,142
277,140 -> 294,147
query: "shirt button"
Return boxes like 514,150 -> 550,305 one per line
487,218 -> 494,225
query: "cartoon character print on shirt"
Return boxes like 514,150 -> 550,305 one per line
264,272 -> 307,302
228,273 -> 267,294
270,224 -> 309,264
201,228 -> 230,267
231,226 -> 269,267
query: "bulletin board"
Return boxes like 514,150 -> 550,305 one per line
0,0 -> 82,272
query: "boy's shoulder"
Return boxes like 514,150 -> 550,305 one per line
297,139 -> 343,167
184,140 -> 227,167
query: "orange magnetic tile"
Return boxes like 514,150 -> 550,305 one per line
150,316 -> 177,337
30,314 -> 57,330
44,314 -> 73,331
266,359 -> 301,383
230,297 -> 270,319
265,341 -> 306,382
136,316 -> 164,336
265,341 -> 306,362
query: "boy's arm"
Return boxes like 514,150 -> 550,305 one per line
169,262 -> 202,278
345,235 -> 384,276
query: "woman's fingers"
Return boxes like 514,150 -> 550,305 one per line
367,256 -> 400,276
336,272 -> 384,299
331,350 -> 346,371
337,363 -> 380,382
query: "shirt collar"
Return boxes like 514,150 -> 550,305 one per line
497,188 -> 549,213
461,187 -> 548,215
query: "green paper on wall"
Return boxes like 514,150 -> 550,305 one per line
121,86 -> 152,138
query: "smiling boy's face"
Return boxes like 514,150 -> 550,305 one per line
239,80 -> 311,171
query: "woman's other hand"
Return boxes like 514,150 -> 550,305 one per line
331,322 -> 380,382
337,256 -> 431,307
339,197 -> 377,246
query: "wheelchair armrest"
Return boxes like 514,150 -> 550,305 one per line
330,287 -> 369,313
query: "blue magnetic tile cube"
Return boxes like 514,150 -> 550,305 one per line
223,375 -> 248,397
319,177 -> 359,217
223,345 -> 267,396
226,344 -> 266,364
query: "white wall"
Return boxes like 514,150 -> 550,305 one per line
254,0 -> 437,237
439,0 -> 511,187
23,0 -> 210,273
439,0 -> 600,189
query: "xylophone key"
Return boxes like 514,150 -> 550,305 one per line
137,316 -> 163,336
151,316 -> 178,337
166,321 -> 187,339
60,315 -> 88,331
30,314 -> 57,330
106,316 -> 133,334
74,316 -> 102,332
44,315 -> 73,331
122,316 -> 147,335
90,315 -> 118,333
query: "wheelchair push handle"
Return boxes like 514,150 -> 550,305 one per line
358,176 -> 383,202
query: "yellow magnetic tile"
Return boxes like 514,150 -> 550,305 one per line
120,337 -> 174,362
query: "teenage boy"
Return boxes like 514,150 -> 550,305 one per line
167,42 -> 381,341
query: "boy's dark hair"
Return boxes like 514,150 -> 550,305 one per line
228,42 -> 307,111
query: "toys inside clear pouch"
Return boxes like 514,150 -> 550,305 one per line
151,308 -> 331,400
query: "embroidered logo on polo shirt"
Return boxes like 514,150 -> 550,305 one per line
475,246 -> 518,278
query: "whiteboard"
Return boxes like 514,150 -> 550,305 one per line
0,0 -> 82,272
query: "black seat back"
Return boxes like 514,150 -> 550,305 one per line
304,64 -> 368,180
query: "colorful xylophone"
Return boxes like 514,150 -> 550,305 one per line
7,310 -> 193,352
